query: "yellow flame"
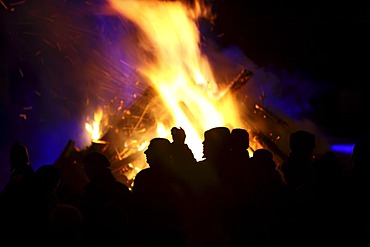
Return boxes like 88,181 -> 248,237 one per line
108,0 -> 245,160
156,122 -> 168,138
85,107 -> 104,141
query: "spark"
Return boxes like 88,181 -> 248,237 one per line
10,1 -> 26,6
0,0 -> 8,10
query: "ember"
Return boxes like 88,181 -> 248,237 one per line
84,67 -> 257,188
81,0 -> 292,189
1,0 -> 330,190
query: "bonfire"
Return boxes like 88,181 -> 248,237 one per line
2,0 -> 326,190
81,0 -> 295,189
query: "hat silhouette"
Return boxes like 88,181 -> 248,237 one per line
204,127 -> 230,144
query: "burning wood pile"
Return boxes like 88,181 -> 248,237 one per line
80,68 -> 291,189
2,0 -> 330,194
51,0 -> 305,191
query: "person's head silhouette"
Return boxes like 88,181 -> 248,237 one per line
10,141 -> 30,172
230,128 -> 250,152
83,151 -> 111,181
171,127 -> 186,144
289,130 -> 315,158
144,138 -> 172,169
202,127 -> 230,159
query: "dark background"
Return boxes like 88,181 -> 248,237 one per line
213,1 -> 370,140
1,0 -> 370,189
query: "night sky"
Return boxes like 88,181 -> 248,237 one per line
1,0 -> 370,189
213,1 -> 370,139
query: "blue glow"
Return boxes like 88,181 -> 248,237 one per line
331,144 -> 355,154
24,119 -> 88,170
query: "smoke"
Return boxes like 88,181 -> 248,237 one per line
1,0 -> 332,189
0,0 -> 146,186
202,34 -> 332,155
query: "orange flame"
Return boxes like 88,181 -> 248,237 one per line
86,0 -> 247,160
105,0 -> 246,160
85,107 -> 104,141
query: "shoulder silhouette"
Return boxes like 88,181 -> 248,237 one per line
132,137 -> 186,246
279,130 -> 316,192
80,151 -> 133,246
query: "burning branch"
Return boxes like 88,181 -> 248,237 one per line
229,68 -> 254,93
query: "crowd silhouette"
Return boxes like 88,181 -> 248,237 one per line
1,126 -> 369,246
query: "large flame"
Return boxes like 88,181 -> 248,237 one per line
85,106 -> 104,141
101,0 -> 246,161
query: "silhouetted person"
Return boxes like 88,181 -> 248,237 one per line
169,127 -> 199,245
199,126 -> 231,176
229,127 -> 251,169
3,141 -> 35,194
252,148 -> 284,188
1,164 -> 63,246
328,139 -> 370,246
9,141 -> 34,175
30,164 -> 62,219
54,139 -> 88,207
229,128 -> 252,195
279,130 -> 316,192
193,126 -> 232,247
251,149 -> 285,200
282,150 -> 344,246
230,148 -> 286,246
48,203 -> 83,247
170,126 -> 197,166
169,127 -> 198,195
29,164 -> 63,245
230,128 -> 250,158
277,130 -> 317,246
2,141 -> 34,198
132,137 -> 186,246
79,151 -> 133,247
226,128 -> 255,245
249,149 -> 286,246
0,141 -> 36,245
